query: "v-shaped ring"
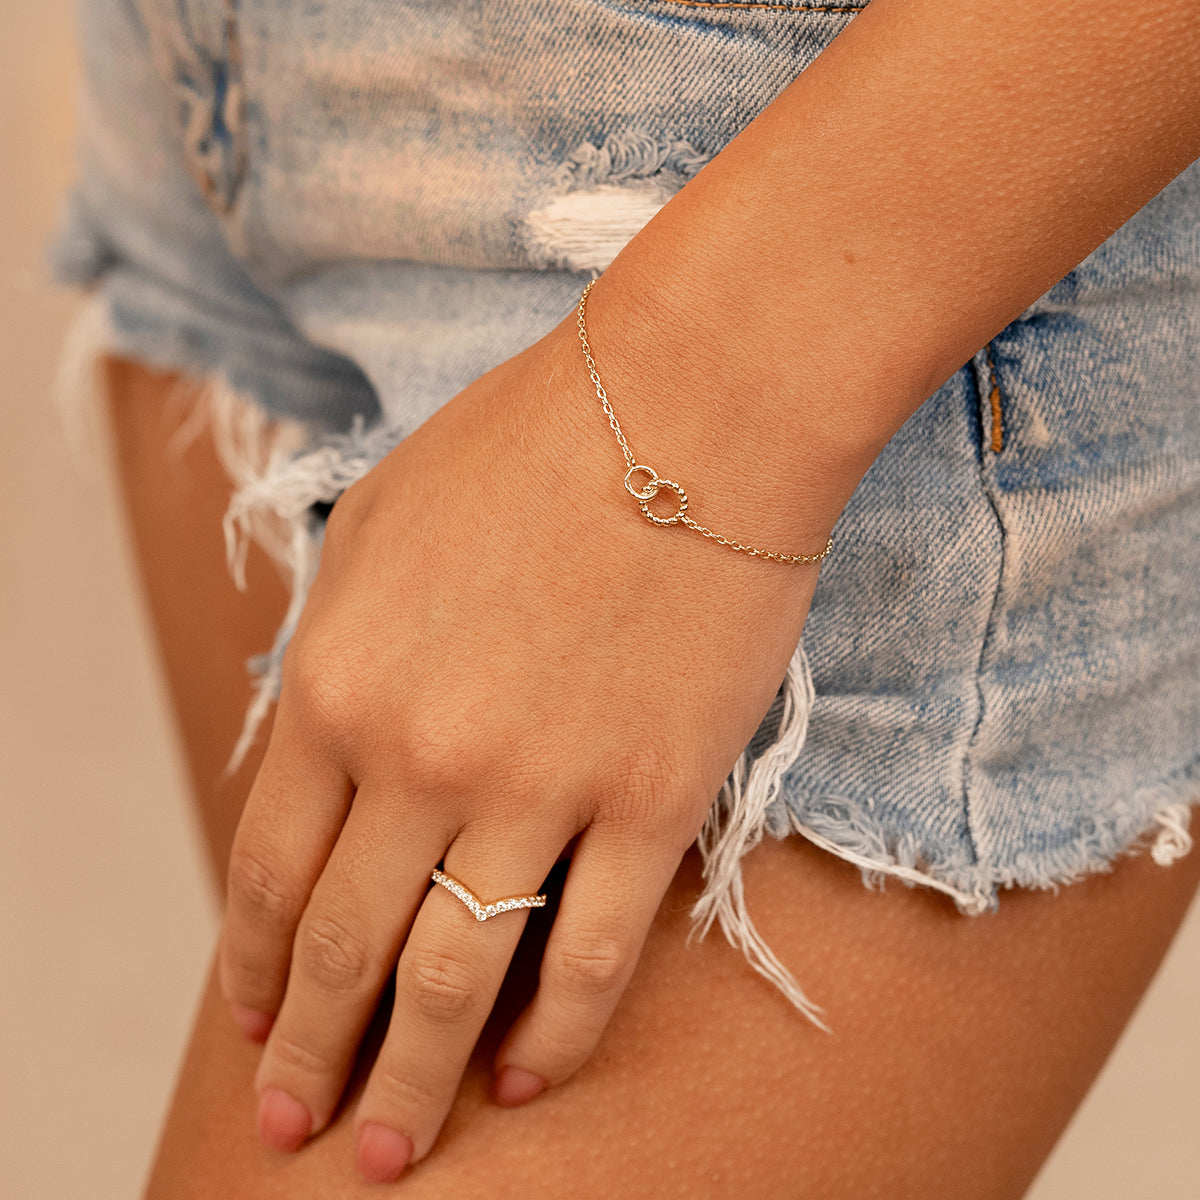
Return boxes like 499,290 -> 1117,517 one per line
430,868 -> 548,923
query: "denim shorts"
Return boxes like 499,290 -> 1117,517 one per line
55,0 -> 1200,1004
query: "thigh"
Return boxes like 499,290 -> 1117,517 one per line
105,355 -> 289,885
144,835 -> 1200,1199
110,358 -> 1200,1199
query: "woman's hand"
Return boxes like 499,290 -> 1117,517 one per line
216,295 -> 831,1183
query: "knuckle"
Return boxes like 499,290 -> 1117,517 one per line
220,931 -> 268,996
549,932 -> 629,999
598,743 -> 684,834
269,1026 -> 339,1077
369,1062 -> 446,1116
283,643 -> 360,739
396,706 -> 489,799
401,948 -> 485,1024
522,1015 -> 587,1070
220,941 -> 271,1006
294,912 -> 375,994
226,845 -> 302,932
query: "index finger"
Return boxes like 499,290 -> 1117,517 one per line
219,698 -> 353,1039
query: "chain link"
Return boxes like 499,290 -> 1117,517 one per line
575,279 -> 833,566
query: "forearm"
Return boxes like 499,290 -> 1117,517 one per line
579,0 -> 1200,550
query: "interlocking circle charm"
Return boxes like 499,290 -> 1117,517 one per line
623,463 -> 688,525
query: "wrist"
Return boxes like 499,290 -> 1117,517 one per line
555,260 -> 905,562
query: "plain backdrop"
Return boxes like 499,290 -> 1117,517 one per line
1,3 -> 1198,1197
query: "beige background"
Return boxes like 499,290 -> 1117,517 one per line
2,3 -> 1198,1197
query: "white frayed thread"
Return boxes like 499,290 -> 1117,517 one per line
161,377 -> 311,776
526,131 -> 712,273
220,416 -> 403,775
53,292 -> 117,472
1151,802 -> 1193,866
785,816 -> 994,917
184,378 -> 309,582
50,312 -> 319,778
691,640 -> 829,1030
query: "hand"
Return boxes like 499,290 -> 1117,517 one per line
216,297 -> 829,1183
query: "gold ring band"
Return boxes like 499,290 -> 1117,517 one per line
430,868 -> 547,923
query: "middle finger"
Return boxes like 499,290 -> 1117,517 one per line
353,832 -> 563,1183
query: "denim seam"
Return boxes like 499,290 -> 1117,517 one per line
961,354 -> 1009,871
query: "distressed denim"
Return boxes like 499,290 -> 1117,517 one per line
54,0 -> 1200,1008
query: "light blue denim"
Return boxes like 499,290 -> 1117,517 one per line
55,0 -> 1200,923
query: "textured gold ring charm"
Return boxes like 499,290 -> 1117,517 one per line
638,478 -> 688,525
430,868 -> 547,923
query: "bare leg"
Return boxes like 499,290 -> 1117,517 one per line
105,356 -> 289,886
108,358 -> 1200,1199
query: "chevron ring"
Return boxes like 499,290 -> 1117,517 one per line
430,868 -> 547,923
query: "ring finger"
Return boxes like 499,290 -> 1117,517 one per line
353,833 -> 563,1183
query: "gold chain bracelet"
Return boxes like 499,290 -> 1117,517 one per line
575,279 -> 834,566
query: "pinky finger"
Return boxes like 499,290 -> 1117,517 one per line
490,825 -> 685,1107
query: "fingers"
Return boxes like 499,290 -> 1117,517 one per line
352,836 -> 562,1183
491,823 -> 686,1105
226,718 -> 695,1184
218,699 -> 353,1043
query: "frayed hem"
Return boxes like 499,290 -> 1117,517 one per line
774,778 -> 1196,917
689,724 -> 1196,1028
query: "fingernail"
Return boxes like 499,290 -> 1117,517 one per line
230,1003 -> 274,1043
357,1122 -> 413,1183
492,1065 -> 547,1107
257,1088 -> 312,1153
